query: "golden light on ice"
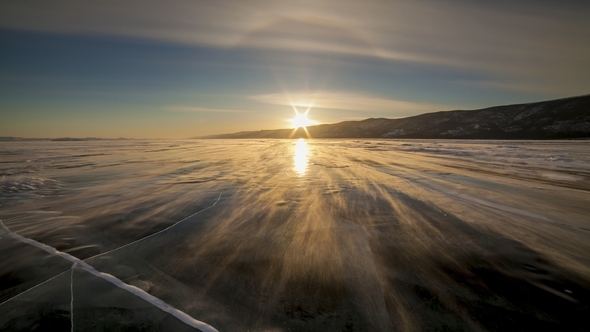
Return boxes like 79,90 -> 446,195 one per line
294,138 -> 309,176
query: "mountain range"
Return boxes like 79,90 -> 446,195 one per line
200,94 -> 590,139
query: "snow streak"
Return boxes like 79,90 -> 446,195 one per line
85,192 -> 222,261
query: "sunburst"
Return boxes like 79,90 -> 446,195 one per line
291,108 -> 312,129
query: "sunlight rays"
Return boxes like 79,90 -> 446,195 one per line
288,106 -> 315,138
291,108 -> 312,129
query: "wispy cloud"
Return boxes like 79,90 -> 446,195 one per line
1,0 -> 588,94
471,79 -> 589,97
249,92 -> 446,115
165,106 -> 249,113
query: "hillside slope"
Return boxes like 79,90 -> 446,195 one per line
200,94 -> 590,139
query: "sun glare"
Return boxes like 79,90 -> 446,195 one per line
291,109 -> 313,129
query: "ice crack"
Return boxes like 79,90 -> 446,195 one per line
0,219 -> 218,332
85,192 -> 223,261
70,262 -> 77,332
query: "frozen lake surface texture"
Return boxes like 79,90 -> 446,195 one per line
0,139 -> 589,331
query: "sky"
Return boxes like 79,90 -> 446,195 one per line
1,0 -> 589,138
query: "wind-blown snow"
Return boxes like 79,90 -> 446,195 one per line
0,139 -> 588,331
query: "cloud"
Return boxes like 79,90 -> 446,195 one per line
1,0 -> 589,94
471,79 -> 590,97
248,92 -> 446,115
165,106 -> 249,113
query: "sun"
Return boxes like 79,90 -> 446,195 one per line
288,107 -> 317,138
291,108 -> 313,129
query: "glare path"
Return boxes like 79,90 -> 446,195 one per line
0,216 -> 219,332
84,192 -> 223,261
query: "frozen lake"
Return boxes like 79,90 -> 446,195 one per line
1,139 -> 589,331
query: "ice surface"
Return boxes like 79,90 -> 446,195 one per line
0,139 -> 589,331
0,219 -> 217,332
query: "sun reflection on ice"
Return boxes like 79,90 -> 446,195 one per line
294,138 -> 308,176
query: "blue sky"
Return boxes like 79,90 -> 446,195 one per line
1,0 -> 589,138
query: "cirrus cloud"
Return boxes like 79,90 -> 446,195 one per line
1,0 -> 588,95
248,92 -> 447,115
165,106 -> 249,113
